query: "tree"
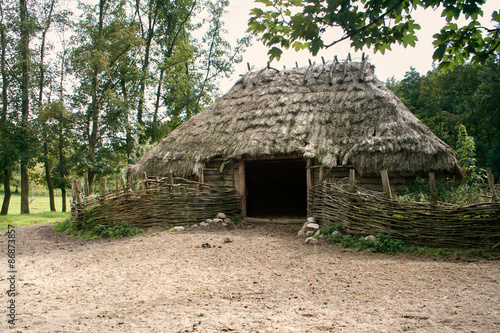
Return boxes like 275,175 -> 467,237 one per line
387,58 -> 500,178
248,0 -> 500,71
19,0 -> 32,214
70,0 -> 142,189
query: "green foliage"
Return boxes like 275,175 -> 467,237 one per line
248,0 -> 499,71
373,233 -> 405,254
397,176 -> 485,205
456,124 -> 484,183
387,60 -> 500,179
56,215 -> 143,240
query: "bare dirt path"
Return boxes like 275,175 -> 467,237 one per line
1,223 -> 499,332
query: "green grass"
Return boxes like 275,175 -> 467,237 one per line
0,193 -> 70,230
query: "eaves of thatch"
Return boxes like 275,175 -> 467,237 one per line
131,60 -> 464,179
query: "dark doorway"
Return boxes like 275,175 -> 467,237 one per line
245,159 -> 307,217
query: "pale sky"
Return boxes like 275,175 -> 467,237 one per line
219,0 -> 499,93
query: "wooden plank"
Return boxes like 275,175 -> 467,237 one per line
244,217 -> 304,224
319,167 -> 325,184
238,160 -> 247,217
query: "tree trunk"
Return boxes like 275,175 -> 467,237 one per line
61,186 -> 66,212
87,0 -> 105,189
0,6 -> 10,215
20,0 -> 30,214
44,141 -> 56,211
1,169 -> 10,215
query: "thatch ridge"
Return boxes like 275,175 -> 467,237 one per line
131,61 -> 463,178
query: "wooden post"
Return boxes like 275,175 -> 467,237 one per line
72,179 -> 77,204
121,176 -> 127,192
238,160 -> 247,217
306,159 -> 312,215
83,173 -> 90,196
319,166 -> 325,184
380,170 -> 392,199
100,176 -> 107,200
429,172 -> 438,205
115,175 -> 120,192
349,169 -> 356,192
141,172 -> 148,190
75,179 -> 82,204
486,168 -> 498,203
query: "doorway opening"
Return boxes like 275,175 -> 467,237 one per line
245,159 -> 307,218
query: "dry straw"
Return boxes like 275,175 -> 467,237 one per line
131,60 -> 463,180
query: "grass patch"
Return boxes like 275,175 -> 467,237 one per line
0,193 -> 70,230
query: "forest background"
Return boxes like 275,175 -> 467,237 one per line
0,0 -> 498,215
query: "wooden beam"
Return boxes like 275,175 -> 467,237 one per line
306,159 -> 312,215
238,160 -> 247,217
244,217 -> 304,224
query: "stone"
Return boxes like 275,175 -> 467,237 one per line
297,229 -> 305,237
306,231 -> 314,237
364,235 -> 377,243
314,230 -> 321,237
306,223 -> 319,230
222,223 -> 228,227
224,218 -> 232,223
174,226 -> 184,231
216,213 -> 227,219
206,219 -> 213,223
200,222 -> 209,227
213,218 -> 223,223
192,224 -> 198,227
305,237 -> 319,245
331,230 -> 341,237
307,217 -> 315,223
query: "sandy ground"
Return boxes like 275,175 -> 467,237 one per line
1,223 -> 499,333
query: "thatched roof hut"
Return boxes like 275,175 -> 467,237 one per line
131,60 -> 463,219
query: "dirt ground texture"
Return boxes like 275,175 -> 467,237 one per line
1,223 -> 499,333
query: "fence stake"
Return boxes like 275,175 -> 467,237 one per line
141,172 -> 148,190
486,168 -> 498,203
100,177 -> 107,200
380,170 -> 392,199
83,173 -> 90,196
76,179 -> 82,204
429,172 -> 438,205
349,169 -> 356,192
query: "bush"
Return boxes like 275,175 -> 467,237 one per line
373,233 -> 405,254
53,215 -> 142,240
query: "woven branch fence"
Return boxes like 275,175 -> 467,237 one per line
71,177 -> 241,228
310,183 -> 500,249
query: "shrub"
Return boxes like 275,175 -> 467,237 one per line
373,233 -> 405,254
53,215 -> 142,240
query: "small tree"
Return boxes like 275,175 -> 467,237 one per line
456,124 -> 482,183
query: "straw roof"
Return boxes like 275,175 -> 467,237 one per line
131,60 -> 463,179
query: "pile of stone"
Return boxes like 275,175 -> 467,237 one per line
197,212 -> 232,227
297,217 -> 322,245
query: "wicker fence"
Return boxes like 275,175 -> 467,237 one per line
71,177 -> 241,228
309,183 -> 500,249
